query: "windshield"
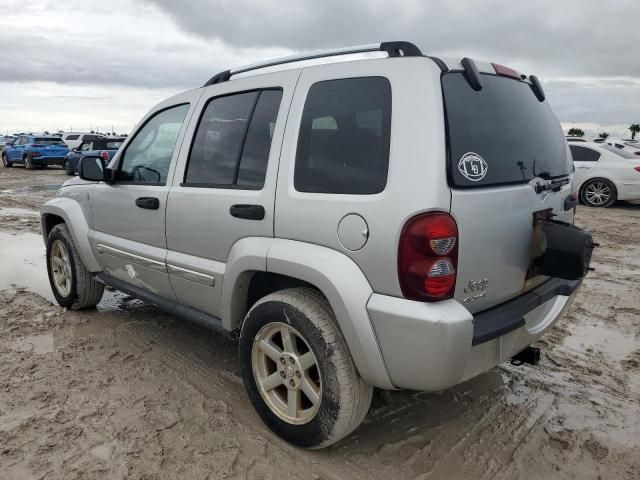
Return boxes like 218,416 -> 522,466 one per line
443,72 -> 570,187
601,144 -> 638,159
35,138 -> 65,145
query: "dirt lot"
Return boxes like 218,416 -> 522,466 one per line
1,165 -> 639,479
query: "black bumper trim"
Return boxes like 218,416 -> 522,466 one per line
471,277 -> 581,346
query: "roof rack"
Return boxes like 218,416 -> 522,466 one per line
202,41 -> 423,87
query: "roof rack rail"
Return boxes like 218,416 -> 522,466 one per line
202,41 -> 422,87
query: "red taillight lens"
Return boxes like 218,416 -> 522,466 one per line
398,212 -> 458,301
634,166 -> 640,173
100,151 -> 109,162
491,63 -> 520,79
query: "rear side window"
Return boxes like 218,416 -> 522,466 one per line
443,73 -> 570,187
294,77 -> 391,194
569,145 -> 600,162
66,134 -> 79,141
184,89 -> 282,189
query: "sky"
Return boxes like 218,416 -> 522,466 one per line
0,0 -> 638,137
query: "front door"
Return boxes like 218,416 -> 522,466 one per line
164,69 -> 299,318
90,92 -> 201,299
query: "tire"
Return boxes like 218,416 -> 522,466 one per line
239,287 -> 373,448
46,223 -> 104,309
580,178 -> 617,208
24,154 -> 34,170
1,153 -> 11,168
63,159 -> 74,175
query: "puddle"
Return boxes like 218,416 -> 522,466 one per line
564,322 -> 636,361
0,231 -> 54,302
0,207 -> 39,216
11,333 -> 55,354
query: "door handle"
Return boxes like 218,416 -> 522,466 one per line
135,197 -> 160,210
229,204 -> 265,220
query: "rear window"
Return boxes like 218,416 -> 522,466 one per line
94,140 -> 124,150
443,73 -> 570,187
65,134 -> 80,140
35,138 -> 65,145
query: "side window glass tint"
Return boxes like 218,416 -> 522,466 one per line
117,104 -> 189,184
294,77 -> 391,194
185,89 -> 282,189
237,90 -> 283,188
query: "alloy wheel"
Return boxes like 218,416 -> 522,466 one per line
50,240 -> 72,296
584,181 -> 611,206
251,321 -> 321,425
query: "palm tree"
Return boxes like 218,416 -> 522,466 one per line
598,132 -> 609,139
629,124 -> 640,140
567,128 -> 585,137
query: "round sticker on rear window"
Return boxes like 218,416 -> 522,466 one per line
458,152 -> 488,182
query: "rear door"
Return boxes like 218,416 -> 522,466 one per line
164,70 -> 298,318
444,70 -> 573,313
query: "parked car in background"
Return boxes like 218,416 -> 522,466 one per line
60,132 -> 105,150
0,135 -> 16,147
2,134 -> 69,169
566,136 -> 587,142
63,137 -> 126,175
605,138 -> 640,156
41,42 -> 594,448
570,142 -> 640,207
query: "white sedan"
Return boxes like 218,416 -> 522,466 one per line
570,142 -> 640,207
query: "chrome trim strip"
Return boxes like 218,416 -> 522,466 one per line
167,264 -> 215,287
96,244 -> 166,272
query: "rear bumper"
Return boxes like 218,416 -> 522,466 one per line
367,277 -> 581,391
33,156 -> 65,165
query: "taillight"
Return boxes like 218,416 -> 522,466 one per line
31,152 -> 41,157
634,166 -> 640,173
99,151 -> 110,162
398,212 -> 458,301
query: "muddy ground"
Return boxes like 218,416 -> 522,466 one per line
1,164 -> 639,479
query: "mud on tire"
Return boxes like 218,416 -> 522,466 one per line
239,287 -> 373,448
46,223 -> 104,309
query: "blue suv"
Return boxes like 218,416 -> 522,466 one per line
2,135 -> 69,169
63,137 -> 126,175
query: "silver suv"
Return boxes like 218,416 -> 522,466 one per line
40,42 -> 594,448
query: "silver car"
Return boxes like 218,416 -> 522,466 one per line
40,41 -> 594,448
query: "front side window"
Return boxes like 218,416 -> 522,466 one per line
185,89 -> 282,189
80,142 -> 91,151
294,77 -> 392,194
117,103 -> 189,184
569,145 -> 600,162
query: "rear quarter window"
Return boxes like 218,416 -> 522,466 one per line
294,77 -> 391,195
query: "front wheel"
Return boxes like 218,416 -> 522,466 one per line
46,223 -> 104,309
1,153 -> 11,168
239,288 -> 373,448
581,178 -> 617,208
63,159 -> 74,175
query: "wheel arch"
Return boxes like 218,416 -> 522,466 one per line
222,237 -> 394,389
40,198 -> 101,271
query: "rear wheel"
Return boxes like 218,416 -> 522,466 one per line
63,159 -> 74,175
581,178 -> 617,208
46,223 -> 104,309
1,153 -> 11,168
24,154 -> 35,170
239,288 -> 373,448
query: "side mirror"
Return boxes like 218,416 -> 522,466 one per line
78,156 -> 105,182
72,147 -> 77,152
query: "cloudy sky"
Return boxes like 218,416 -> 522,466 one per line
0,0 -> 638,136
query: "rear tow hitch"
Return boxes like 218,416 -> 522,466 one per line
511,346 -> 541,366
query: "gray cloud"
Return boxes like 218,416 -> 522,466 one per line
145,0 -> 640,79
